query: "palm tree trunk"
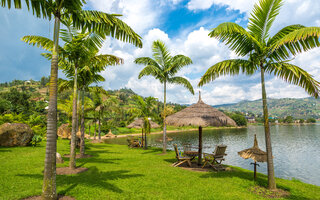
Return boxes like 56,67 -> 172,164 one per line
88,124 -> 91,139
162,80 -> 167,154
94,117 -> 96,140
80,89 -> 85,157
42,14 -> 60,200
260,66 -> 276,190
98,109 -> 101,140
69,64 -> 78,169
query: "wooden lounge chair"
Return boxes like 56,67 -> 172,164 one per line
202,145 -> 227,171
172,144 -> 192,167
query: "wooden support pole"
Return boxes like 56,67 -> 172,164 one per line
198,126 -> 202,165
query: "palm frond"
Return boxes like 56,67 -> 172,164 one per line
71,10 -> 143,48
166,55 -> 193,76
266,62 -> 320,98
199,59 -> 256,86
152,40 -> 172,68
91,54 -> 124,67
21,35 -> 64,53
137,65 -> 164,81
267,24 -> 305,60
272,27 -> 320,56
248,0 -> 283,43
167,76 -> 194,95
209,22 -> 261,56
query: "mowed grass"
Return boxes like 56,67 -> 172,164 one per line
0,140 -> 319,200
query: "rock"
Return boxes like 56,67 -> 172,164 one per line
56,152 -> 64,164
58,124 -> 71,139
0,123 -> 34,147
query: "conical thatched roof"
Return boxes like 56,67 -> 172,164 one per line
105,129 -> 115,137
166,93 -> 237,127
238,134 -> 267,162
127,118 -> 160,129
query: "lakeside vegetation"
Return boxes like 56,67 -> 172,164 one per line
1,0 -> 320,198
1,139 -> 319,200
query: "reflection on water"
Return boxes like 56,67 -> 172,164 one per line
105,124 -> 320,186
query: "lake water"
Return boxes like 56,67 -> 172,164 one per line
105,124 -> 320,186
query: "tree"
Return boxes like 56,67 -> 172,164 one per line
128,95 -> 157,149
3,1 -> 142,198
135,40 -> 195,153
284,116 -> 294,123
306,118 -> 316,123
199,0 -> 320,189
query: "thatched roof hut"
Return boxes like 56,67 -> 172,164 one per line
166,92 -> 237,165
166,93 -> 237,127
127,118 -> 160,129
238,134 -> 267,180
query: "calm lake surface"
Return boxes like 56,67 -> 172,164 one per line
105,124 -> 320,186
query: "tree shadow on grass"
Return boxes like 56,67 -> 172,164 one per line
61,156 -> 121,166
17,166 -> 144,193
140,148 -> 163,154
199,168 -> 314,200
87,150 -> 121,155
0,148 -> 11,152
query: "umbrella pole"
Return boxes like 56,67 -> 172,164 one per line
144,129 -> 147,149
254,161 -> 257,180
198,126 -> 202,165
250,161 -> 259,181
141,128 -> 144,147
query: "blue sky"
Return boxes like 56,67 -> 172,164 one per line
1,0 -> 320,105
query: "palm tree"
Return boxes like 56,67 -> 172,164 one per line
96,96 -> 120,140
25,27 -> 123,167
198,0 -> 320,190
128,95 -> 157,149
135,40 -> 195,153
3,1 -> 141,197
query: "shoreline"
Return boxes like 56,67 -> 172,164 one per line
105,126 -> 246,139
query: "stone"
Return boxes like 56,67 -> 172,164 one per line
56,152 -> 64,164
0,123 -> 34,147
58,124 -> 71,139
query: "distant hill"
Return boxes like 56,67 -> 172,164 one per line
215,98 -> 320,119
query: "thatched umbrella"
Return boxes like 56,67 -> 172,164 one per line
105,129 -> 115,137
238,134 -> 267,180
127,118 -> 160,148
127,118 -> 160,129
166,92 -> 237,165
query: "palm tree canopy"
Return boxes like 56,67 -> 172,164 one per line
2,0 -> 142,47
135,40 -> 194,95
199,0 -> 320,98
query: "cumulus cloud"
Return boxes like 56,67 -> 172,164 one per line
90,0 -> 320,105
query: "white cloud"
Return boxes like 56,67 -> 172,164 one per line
88,0 -> 160,34
187,0 -> 256,13
91,0 -> 320,106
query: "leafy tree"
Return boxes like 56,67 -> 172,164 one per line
230,113 -> 247,126
198,0 -> 320,189
299,119 -> 305,123
284,116 -> 294,123
135,40 -> 194,153
307,118 -> 316,123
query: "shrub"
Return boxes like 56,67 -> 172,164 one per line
230,114 -> 247,126
306,118 -> 316,123
30,135 -> 43,147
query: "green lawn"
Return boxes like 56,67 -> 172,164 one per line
0,140 -> 319,200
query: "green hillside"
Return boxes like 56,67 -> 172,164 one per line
216,98 -> 320,119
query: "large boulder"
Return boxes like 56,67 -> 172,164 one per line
0,123 -> 34,146
58,124 -> 71,139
